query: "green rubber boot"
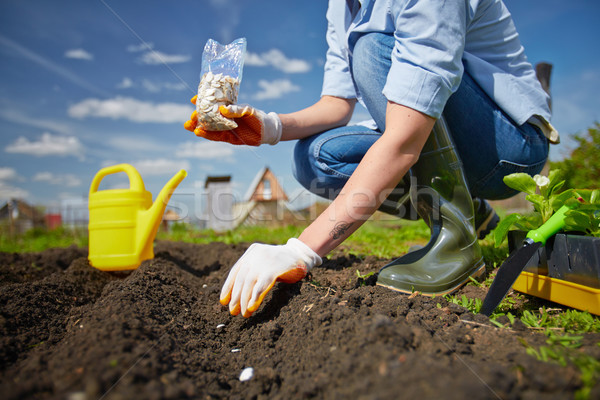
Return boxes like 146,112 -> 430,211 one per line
377,174 -> 419,220
376,117 -> 485,295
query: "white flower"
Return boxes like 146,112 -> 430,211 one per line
533,174 -> 550,188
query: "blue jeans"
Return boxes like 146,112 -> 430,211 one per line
292,33 -> 549,200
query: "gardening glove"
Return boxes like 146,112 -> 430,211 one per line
184,98 -> 282,146
219,238 -> 322,318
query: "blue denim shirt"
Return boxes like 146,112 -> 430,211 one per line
322,0 -> 554,135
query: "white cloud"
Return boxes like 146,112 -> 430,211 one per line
117,77 -> 134,89
253,79 -> 301,100
116,78 -> 187,92
33,172 -> 81,187
132,158 -> 190,176
0,181 -> 29,201
127,42 -> 154,52
64,48 -> 94,61
0,167 -> 27,201
5,132 -> 84,158
175,141 -> 235,159
245,49 -> 311,73
0,167 -> 18,181
138,50 -> 191,65
68,96 -> 193,123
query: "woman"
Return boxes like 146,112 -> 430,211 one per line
185,0 -> 558,318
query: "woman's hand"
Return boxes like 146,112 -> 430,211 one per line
184,98 -> 282,146
219,238 -> 322,318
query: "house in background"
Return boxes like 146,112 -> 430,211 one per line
204,175 -> 234,232
0,199 -> 45,235
161,209 -> 184,231
232,166 -> 298,227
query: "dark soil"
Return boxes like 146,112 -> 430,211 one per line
1,241 -> 599,400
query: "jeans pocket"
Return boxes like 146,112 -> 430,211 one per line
473,159 -> 547,200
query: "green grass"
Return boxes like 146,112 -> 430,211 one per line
0,227 -> 88,253
155,218 -> 430,259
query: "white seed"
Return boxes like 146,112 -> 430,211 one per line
239,367 -> 254,382
195,73 -> 240,131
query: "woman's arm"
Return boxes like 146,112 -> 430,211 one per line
279,95 -> 357,141
298,101 -> 436,256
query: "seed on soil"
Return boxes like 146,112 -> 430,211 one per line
216,324 -> 225,329
239,367 -> 254,382
231,348 -> 241,353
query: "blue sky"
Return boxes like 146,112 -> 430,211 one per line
0,0 -> 598,219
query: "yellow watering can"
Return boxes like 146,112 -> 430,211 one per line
88,164 -> 187,271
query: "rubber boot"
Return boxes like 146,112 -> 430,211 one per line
376,116 -> 485,295
377,174 -> 419,220
473,197 -> 500,239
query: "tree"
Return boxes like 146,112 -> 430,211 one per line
550,122 -> 600,189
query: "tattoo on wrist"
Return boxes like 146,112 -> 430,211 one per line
329,221 -> 353,240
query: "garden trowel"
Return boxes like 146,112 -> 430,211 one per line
480,205 -> 571,316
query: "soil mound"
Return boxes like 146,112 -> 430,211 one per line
1,241 -> 598,399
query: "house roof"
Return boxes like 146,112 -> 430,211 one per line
243,166 -> 288,202
243,167 -> 267,201
204,175 -> 231,188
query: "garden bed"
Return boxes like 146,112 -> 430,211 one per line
1,241 -> 599,399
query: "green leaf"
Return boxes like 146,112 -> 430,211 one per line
493,213 -> 522,247
564,211 -> 592,233
514,213 -> 543,231
503,173 -> 537,195
551,189 -> 576,211
590,189 -> 599,204
525,194 -> 545,213
547,169 -> 565,193
550,180 -> 565,197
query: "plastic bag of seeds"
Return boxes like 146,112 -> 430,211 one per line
195,38 -> 247,131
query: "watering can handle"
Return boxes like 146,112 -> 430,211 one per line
89,164 -> 145,195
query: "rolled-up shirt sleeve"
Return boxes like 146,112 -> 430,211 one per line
321,10 -> 357,99
384,0 -> 467,118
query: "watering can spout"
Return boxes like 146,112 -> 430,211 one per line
137,169 -> 187,256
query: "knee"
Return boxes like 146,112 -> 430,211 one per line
292,137 -> 318,191
354,33 -> 385,59
352,33 -> 393,79
291,135 -> 348,200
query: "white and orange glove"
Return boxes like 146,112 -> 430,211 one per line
219,238 -> 322,318
184,98 -> 282,146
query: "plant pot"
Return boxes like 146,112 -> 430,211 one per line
507,231 -> 600,315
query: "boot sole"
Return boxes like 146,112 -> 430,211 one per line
376,262 -> 486,297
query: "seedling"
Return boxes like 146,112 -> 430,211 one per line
355,269 -> 375,280
493,169 -> 599,247
519,330 -> 600,400
355,269 -> 376,286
